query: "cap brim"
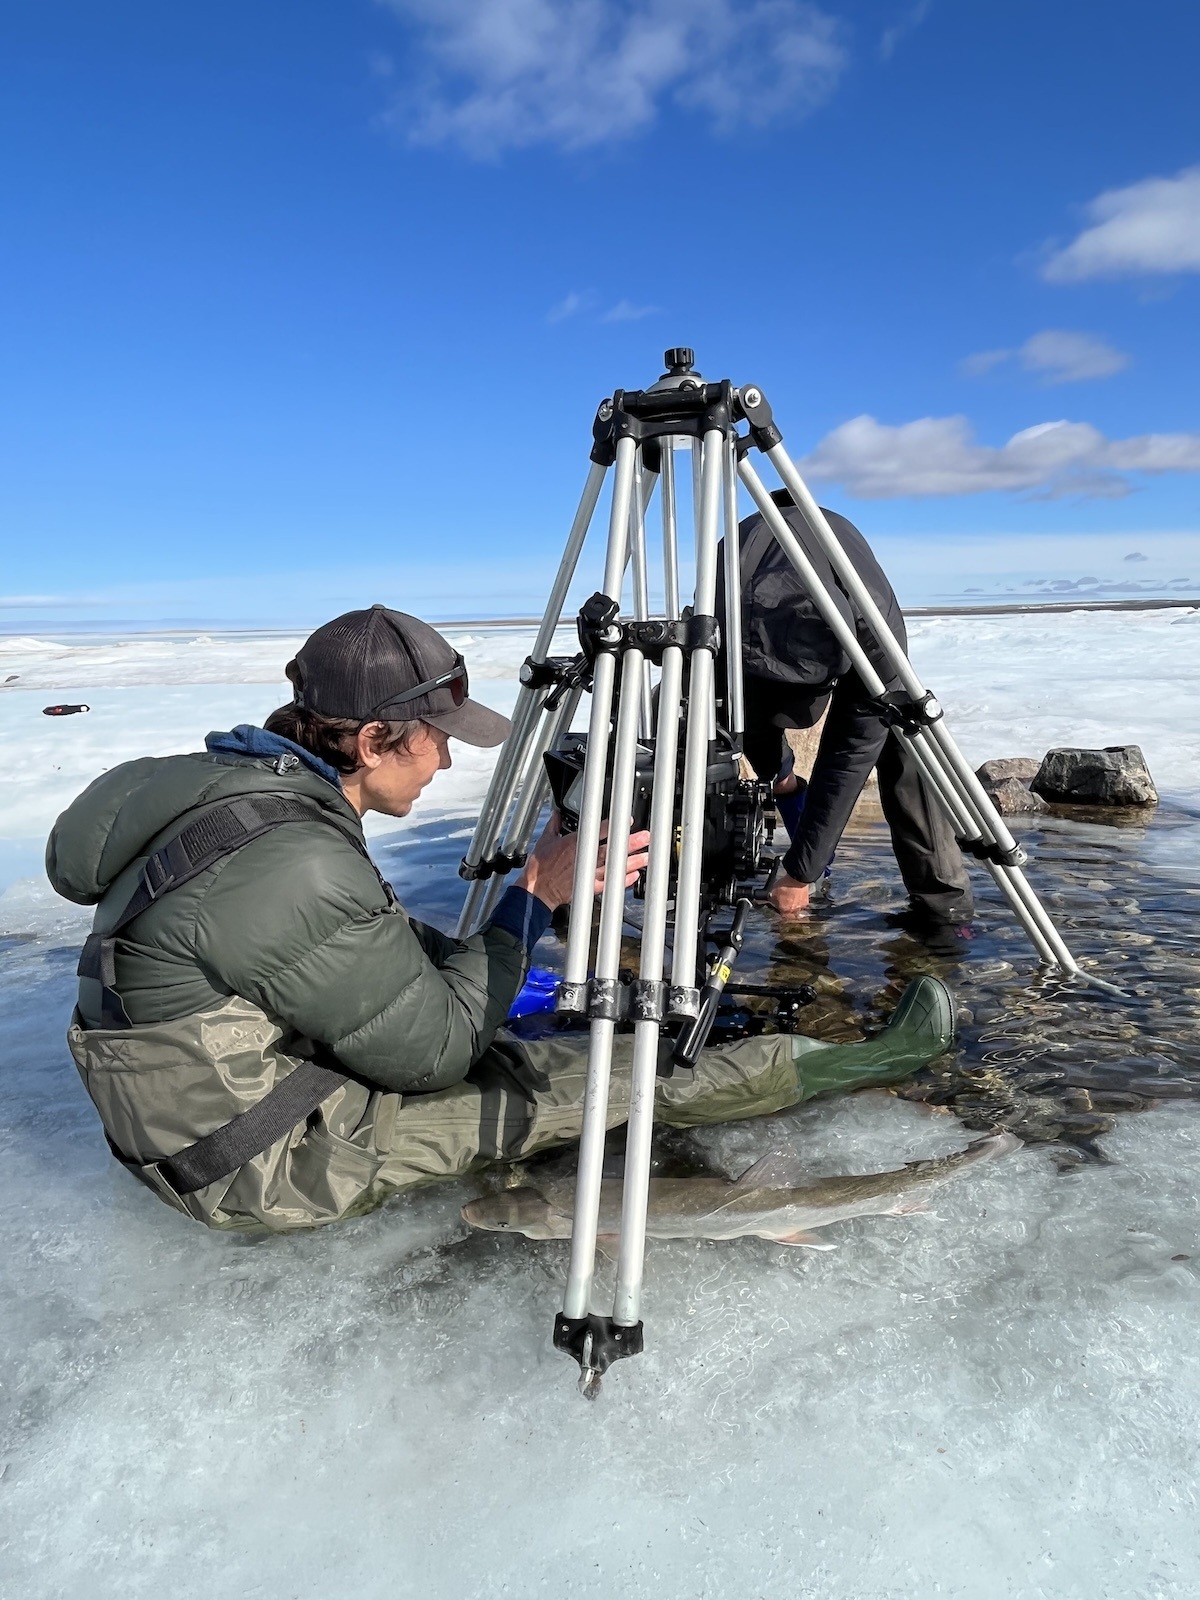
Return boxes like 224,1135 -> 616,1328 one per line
424,697 -> 512,748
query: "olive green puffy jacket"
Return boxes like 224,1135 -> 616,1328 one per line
46,746 -> 531,1229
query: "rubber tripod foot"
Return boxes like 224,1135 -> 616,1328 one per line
554,1313 -> 644,1399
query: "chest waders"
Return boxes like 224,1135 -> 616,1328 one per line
77,792 -> 383,1196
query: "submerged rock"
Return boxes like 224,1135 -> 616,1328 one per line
989,776 -> 1049,815
1031,745 -> 1158,807
975,756 -> 1047,813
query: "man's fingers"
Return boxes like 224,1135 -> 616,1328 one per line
594,827 -> 651,862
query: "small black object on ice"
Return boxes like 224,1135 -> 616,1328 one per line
43,704 -> 91,717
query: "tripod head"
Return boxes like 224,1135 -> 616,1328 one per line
646,346 -> 705,396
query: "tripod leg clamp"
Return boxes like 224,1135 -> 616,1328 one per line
668,985 -> 700,1020
957,836 -> 1028,869
556,979 -> 589,1016
458,850 -> 529,883
632,979 -> 667,1022
874,689 -> 944,733
588,978 -> 621,1020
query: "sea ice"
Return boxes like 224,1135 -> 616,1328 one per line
1,609 -> 1199,1599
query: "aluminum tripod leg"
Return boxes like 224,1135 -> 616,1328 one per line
610,434 -> 738,1328
630,456 -> 655,737
722,435 -> 745,738
660,439 -> 681,620
612,642 -> 683,1327
737,454 -> 1096,983
562,644 -> 645,1323
901,726 -> 1060,966
560,436 -> 639,1003
758,442 -> 1093,962
455,461 -> 607,936
558,437 -> 641,1330
456,692 -> 549,936
470,686 -> 583,930
670,428 -> 726,1005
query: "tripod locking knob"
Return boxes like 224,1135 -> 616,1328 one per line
663,347 -> 695,374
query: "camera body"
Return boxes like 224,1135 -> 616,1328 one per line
543,731 -> 771,907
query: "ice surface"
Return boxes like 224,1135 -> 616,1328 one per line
2,609 -> 1197,860
2,610 -> 1200,1599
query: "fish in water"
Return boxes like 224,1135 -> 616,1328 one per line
461,1131 -> 1022,1248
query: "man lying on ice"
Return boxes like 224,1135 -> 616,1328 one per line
47,604 -> 957,1231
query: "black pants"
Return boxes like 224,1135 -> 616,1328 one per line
742,673 -> 973,924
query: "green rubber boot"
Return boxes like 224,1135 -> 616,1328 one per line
790,976 -> 956,1102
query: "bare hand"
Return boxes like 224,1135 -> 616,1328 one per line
597,822 -> 651,899
518,814 -> 651,911
769,871 -> 811,918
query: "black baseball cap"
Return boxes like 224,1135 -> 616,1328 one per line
287,605 -> 511,748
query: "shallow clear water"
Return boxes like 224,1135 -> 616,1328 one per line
380,801 -> 1200,1166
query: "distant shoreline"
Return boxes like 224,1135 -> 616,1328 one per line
1,593 -> 1197,640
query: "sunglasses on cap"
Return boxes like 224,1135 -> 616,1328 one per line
372,652 -> 469,716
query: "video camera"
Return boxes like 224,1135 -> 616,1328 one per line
537,587 -> 775,913
543,729 -> 772,910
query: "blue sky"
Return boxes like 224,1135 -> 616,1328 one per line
2,0 -> 1198,625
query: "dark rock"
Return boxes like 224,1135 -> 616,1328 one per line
1031,745 -> 1158,806
976,757 -> 1041,786
989,777 -> 1049,815
975,756 -> 1046,813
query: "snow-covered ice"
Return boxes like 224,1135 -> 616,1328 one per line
2,608 -> 1200,1599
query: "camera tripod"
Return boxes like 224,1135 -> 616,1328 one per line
456,349 -> 1118,1396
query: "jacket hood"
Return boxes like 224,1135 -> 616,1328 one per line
204,724 -> 343,787
46,746 -> 360,906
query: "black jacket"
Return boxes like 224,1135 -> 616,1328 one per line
719,499 -> 906,882
718,498 -> 907,691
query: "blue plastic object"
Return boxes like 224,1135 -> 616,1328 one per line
508,966 -> 561,1019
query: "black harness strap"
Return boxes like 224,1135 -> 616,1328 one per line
159,1054 -> 348,1195
78,793 -> 357,1027
77,790 -> 375,1195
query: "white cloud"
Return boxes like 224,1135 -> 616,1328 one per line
1042,166 -> 1200,282
959,348 -> 1010,378
799,413 -> 1200,499
962,329 -> 1129,385
378,0 -> 846,156
546,290 -> 587,323
1018,329 -> 1129,383
879,0 -> 931,62
602,299 -> 658,322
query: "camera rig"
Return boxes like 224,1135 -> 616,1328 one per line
455,349 -> 1118,1398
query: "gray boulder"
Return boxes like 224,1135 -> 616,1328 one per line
988,777 -> 1049,815
975,756 -> 1046,813
1031,745 -> 1158,807
976,757 -> 1041,786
